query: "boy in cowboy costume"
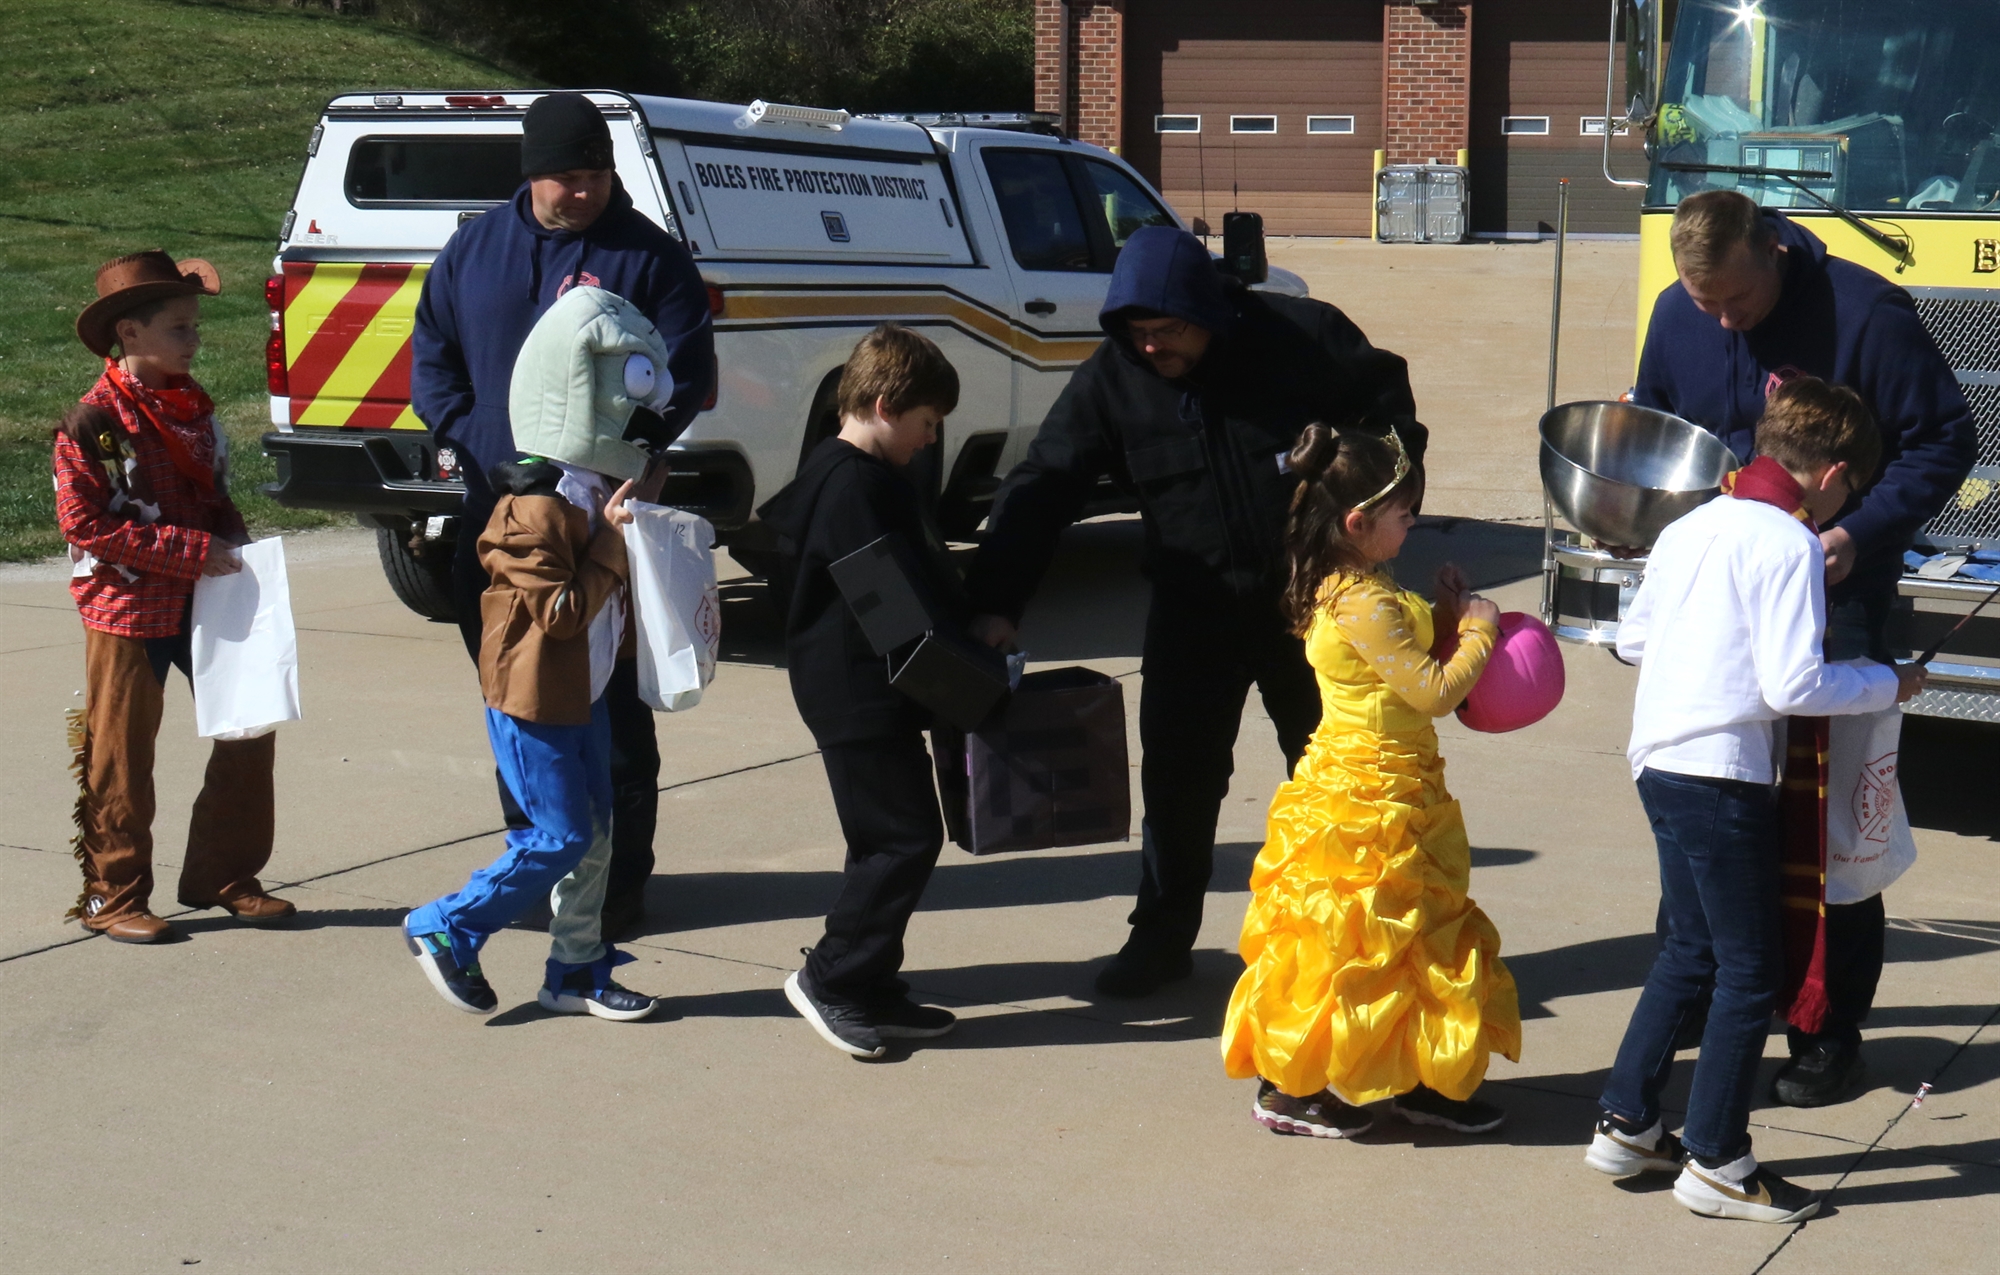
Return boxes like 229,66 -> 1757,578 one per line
54,250 -> 296,943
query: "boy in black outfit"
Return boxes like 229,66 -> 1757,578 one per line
759,323 -> 965,1058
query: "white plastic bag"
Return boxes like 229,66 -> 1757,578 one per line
190,538 -> 302,740
624,502 -> 719,712
1825,702 -> 1918,905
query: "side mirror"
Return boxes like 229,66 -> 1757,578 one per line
1219,211 -> 1268,285
1619,0 -> 1671,128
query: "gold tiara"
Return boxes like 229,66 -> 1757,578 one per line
1353,428 -> 1412,511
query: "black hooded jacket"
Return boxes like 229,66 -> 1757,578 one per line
758,437 -> 967,746
965,227 -> 1421,622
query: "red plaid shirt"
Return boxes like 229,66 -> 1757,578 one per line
53,372 -> 247,638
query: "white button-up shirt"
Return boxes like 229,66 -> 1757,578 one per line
1619,494 -> 1898,783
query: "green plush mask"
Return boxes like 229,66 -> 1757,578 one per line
507,285 -> 677,481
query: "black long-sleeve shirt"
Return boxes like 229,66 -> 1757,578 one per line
759,438 -> 966,745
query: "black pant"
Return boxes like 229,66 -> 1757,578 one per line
805,734 -> 946,1002
1788,893 -> 1887,1054
1128,585 -> 1321,956
454,495 -> 660,913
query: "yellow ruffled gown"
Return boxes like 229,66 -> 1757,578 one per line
1221,570 -> 1522,1102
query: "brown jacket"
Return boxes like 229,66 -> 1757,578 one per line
478,486 -> 631,725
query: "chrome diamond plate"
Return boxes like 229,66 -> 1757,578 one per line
1906,683 -> 2000,723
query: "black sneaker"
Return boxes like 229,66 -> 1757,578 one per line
538,966 -> 657,1022
1092,943 -> 1195,998
785,968 -> 884,1058
1585,1113 -> 1686,1176
1252,1079 -> 1373,1139
1391,1084 -> 1506,1134
868,995 -> 957,1039
404,925 -> 498,1014
1772,1039 -> 1867,1107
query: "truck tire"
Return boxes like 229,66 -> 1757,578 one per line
375,520 -> 458,623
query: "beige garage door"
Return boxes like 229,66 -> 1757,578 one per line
1123,1 -> 1382,237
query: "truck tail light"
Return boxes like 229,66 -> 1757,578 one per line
706,283 -> 725,317
703,353 -> 719,411
265,274 -> 288,396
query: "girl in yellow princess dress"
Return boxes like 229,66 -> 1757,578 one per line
1220,424 -> 1521,1138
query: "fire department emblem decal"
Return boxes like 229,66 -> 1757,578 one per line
1853,750 -> 1898,843
694,590 -> 720,649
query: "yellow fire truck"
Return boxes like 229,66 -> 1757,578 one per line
1604,0 -> 2000,722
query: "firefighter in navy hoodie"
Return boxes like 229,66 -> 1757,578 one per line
412,92 -> 715,941
1633,190 -> 1977,1108
965,226 -> 1422,999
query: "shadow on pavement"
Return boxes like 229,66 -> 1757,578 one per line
1902,715 -> 2000,840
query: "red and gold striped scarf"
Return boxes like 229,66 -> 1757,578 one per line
1724,457 -> 1831,1033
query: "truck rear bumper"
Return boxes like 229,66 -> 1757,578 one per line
260,430 -> 757,529
1891,575 -> 2000,722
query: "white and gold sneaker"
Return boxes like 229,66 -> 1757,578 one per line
1673,1153 -> 1822,1223
1585,1115 -> 1685,1176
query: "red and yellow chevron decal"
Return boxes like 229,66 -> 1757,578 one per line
282,261 -> 429,430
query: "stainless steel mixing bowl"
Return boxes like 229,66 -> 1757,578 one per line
1540,401 -> 1741,548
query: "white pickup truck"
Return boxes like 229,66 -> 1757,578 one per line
259,90 -> 1306,618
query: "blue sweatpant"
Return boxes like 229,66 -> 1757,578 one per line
406,701 -> 614,972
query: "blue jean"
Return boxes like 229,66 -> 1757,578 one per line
1601,768 -> 1783,1161
406,702 -> 614,972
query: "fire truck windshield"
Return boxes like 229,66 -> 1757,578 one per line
1648,0 -> 2000,214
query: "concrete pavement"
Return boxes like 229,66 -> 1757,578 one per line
2,240 -> 1995,1273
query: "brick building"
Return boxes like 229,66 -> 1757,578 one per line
1035,0 -> 1642,237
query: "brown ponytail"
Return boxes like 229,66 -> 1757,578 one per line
1281,424 -> 1424,633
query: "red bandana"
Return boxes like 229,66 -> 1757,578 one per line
92,360 -> 219,498
1726,453 -> 1831,1032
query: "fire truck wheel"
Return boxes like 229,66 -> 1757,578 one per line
375,521 -> 458,623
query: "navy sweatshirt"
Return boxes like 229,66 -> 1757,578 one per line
411,179 -> 715,497
1633,213 -> 1976,599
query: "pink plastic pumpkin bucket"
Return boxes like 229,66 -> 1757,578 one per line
1458,612 -> 1566,733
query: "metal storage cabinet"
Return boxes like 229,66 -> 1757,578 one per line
1376,165 -> 1469,243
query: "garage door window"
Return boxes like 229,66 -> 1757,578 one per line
1155,115 -> 1201,133
1230,116 -> 1279,134
983,150 -> 1093,272
345,136 -> 523,206
1500,117 -> 1552,137
1081,159 -> 1176,249
1306,116 -> 1356,135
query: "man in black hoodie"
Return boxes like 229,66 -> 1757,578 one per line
758,324 -> 967,1059
967,226 -> 1421,997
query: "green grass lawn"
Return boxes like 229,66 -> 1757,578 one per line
0,0 -> 528,561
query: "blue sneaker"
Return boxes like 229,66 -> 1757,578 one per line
404,924 -> 497,1014
537,950 -> 657,1022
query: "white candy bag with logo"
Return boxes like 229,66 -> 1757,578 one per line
190,537 -> 302,740
624,503 -> 720,712
1825,701 -> 1918,905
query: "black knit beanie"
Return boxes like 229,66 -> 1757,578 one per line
521,92 -> 614,177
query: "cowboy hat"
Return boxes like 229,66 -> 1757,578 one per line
76,250 -> 222,357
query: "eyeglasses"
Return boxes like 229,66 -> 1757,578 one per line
1127,317 -> 1190,344
1354,429 -> 1413,511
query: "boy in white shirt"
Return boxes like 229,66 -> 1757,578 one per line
1583,377 -> 1924,1223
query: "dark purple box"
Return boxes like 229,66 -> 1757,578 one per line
934,666 -> 1131,855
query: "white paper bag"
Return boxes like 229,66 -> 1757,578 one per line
1825,702 -> 1918,905
190,538 -> 302,740
624,503 -> 719,712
